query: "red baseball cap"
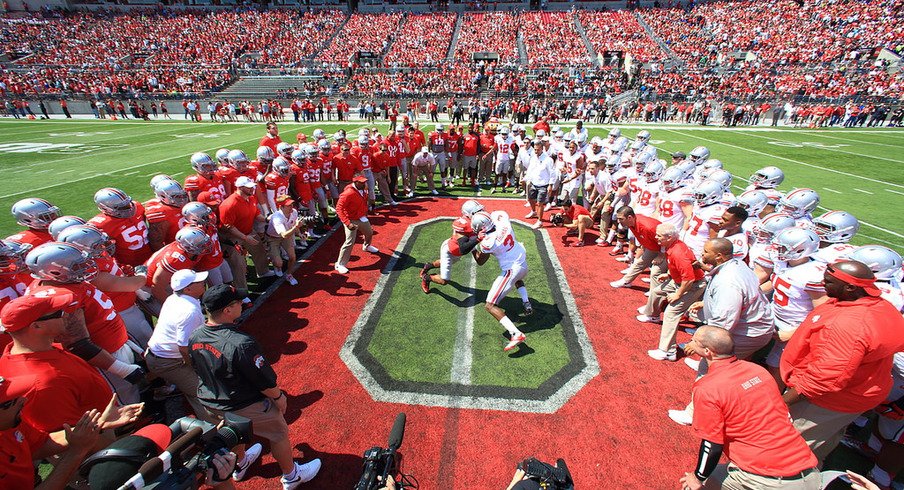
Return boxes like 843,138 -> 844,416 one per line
0,374 -> 36,403
0,291 -> 78,333
352,176 -> 368,183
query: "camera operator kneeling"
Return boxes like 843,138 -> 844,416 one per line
188,285 -> 322,488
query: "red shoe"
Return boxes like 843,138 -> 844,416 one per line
421,275 -> 430,294
504,333 -> 526,351
608,249 -> 625,256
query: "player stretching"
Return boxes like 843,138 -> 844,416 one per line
421,200 -> 484,293
471,210 -> 532,351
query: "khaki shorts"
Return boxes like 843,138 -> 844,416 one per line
208,399 -> 289,442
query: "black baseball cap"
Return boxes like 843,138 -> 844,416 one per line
202,284 -> 248,313
671,151 -> 686,159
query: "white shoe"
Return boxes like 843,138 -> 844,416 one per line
610,279 -> 629,288
390,201 -> 399,207
641,277 -> 651,283
644,291 -> 650,297
647,349 -> 677,361
619,268 -> 631,274
286,275 -> 298,286
616,255 -> 633,263
308,231 -> 322,239
274,269 -> 284,277
531,220 -> 542,229
595,237 -> 605,244
281,459 -> 322,489
637,305 -> 647,314
668,409 -> 693,426
684,357 -> 700,372
525,211 -> 537,219
524,201 -> 531,207
504,333 -> 526,351
636,314 -> 661,324
431,189 -> 439,196
233,443 -> 263,481
258,270 -> 276,278
334,264 -> 349,274
543,203 -> 553,212
406,192 -> 415,198
364,245 -> 379,253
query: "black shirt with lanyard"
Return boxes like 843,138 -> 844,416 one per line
188,323 -> 278,412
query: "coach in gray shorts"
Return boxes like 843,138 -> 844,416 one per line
524,139 -> 556,229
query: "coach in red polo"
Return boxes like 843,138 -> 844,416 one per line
611,206 -> 664,288
679,327 -> 820,490
219,176 -> 271,289
781,260 -> 904,463
334,176 -> 379,274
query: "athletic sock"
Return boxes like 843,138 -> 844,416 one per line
868,433 -> 884,453
499,316 -> 521,336
606,229 -> 616,242
284,463 -> 299,480
870,464 -> 892,487
517,286 -> 529,303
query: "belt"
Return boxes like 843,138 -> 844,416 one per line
738,466 -> 817,481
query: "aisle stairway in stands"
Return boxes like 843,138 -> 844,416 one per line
572,10 -> 599,65
516,31 -> 528,67
446,13 -> 463,64
632,11 -> 683,67
307,12 -> 351,61
376,13 -> 408,66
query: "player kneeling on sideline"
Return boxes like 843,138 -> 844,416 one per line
421,200 -> 483,293
557,200 -> 593,247
471,211 -> 532,352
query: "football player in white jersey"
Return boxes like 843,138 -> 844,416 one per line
692,158 -> 722,185
634,159 -> 664,217
682,180 -> 728,258
704,168 -> 736,207
809,210 -> 859,264
714,206 -> 750,262
603,128 -> 621,151
557,140 -> 585,204
653,165 -> 693,231
760,227 -> 826,389
850,245 -> 904,312
746,166 -> 786,213
735,189 -> 769,235
421,200 -> 483,293
776,188 -> 820,227
471,211 -> 532,351
493,126 -> 515,191
750,212 -> 797,276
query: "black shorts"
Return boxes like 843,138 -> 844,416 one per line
528,184 -> 548,202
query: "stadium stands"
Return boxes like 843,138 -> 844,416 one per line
383,13 -> 456,67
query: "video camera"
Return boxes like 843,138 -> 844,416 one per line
355,412 -> 407,490
81,413 -> 252,490
519,457 -> 574,490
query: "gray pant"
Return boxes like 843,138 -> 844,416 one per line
621,247 -> 665,285
790,399 -> 861,464
224,240 -> 269,290
703,464 -> 821,489
337,219 -> 373,268
645,278 -> 707,354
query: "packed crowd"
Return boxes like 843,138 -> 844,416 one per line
316,12 -> 404,64
577,10 -> 666,64
519,11 -> 589,68
453,11 -> 522,65
382,12 -> 456,67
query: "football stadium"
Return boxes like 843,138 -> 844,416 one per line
0,0 -> 903,489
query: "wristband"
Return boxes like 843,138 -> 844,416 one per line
108,359 -> 138,378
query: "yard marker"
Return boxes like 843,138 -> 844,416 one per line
121,171 -> 140,176
853,188 -> 874,195
451,259 -> 477,385
821,187 -> 842,194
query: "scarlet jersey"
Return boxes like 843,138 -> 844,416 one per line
0,272 -> 30,350
683,203 -> 728,257
194,222 -> 224,271
811,243 -> 856,264
145,242 -> 200,286
219,166 -> 261,190
143,199 -> 185,245
447,134 -> 461,153
307,157 -> 323,189
494,134 -> 514,160
479,211 -> 527,272
5,229 -> 51,248
462,134 -> 479,157
264,172 -> 290,198
633,180 -> 660,217
184,173 -> 227,206
452,216 -> 475,239
94,255 -> 136,313
656,186 -> 693,229
478,133 -> 495,154
89,201 -> 151,267
319,154 -> 335,183
351,147 -> 372,171
26,281 -> 127,354
429,131 -> 448,153
290,164 -> 313,203
770,260 -> 826,331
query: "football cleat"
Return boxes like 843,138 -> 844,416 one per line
421,275 -> 430,294
523,301 -> 533,316
504,333 -> 526,351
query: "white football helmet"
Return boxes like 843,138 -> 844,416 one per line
175,226 -> 212,256
305,143 -> 319,157
318,140 -> 331,153
154,179 -> 189,208
0,239 -> 30,275
636,130 -> 651,143
470,211 -> 495,235
643,160 -> 666,183
358,136 -> 370,146
777,188 -> 820,219
850,245 -> 903,282
688,146 -> 710,165
181,202 -> 214,227
693,180 -> 724,207
57,225 -> 115,259
750,166 -> 784,189
702,159 -> 723,172
224,150 -> 248,172
94,188 -> 135,219
772,227 -> 820,262
753,212 -> 796,244
312,128 -> 326,140
48,216 -> 87,240
26,242 -> 97,283
272,158 -> 292,177
611,136 -> 628,154
629,140 -> 645,151
676,159 -> 697,180
190,152 -> 217,175
276,142 -> 294,159
661,166 -> 686,192
149,174 -> 174,189
461,200 -> 484,218
736,190 -> 768,218
607,128 -> 621,139
256,146 -> 275,164
290,149 -> 305,165
811,210 -> 859,244
11,198 -> 61,230
215,148 -> 230,164
707,169 -> 733,192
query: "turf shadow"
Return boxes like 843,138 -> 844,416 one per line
283,390 -> 324,424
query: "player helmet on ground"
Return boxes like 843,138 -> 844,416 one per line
461,200 -> 484,218
0,239 -> 29,275
154,179 -> 190,208
736,190 -> 769,218
850,245 -> 903,282
312,128 -> 326,140
753,213 -> 796,244
707,169 -> 733,192
750,166 -> 784,189
57,225 -> 115,259
256,146 -> 275,165
190,152 -> 217,175
181,202 -> 213,227
689,146 -> 710,165
175,226 -> 212,256
811,210 -> 859,244
273,158 -> 292,177
636,130 -> 651,144
608,128 -> 621,139
215,148 -> 230,164
772,227 -> 820,262
12,198 -> 61,230
48,216 -> 87,240
149,174 -> 174,189
94,188 -> 135,219
643,160 -> 666,183
25,242 -> 97,283
693,180 -> 724,207
777,188 -> 820,218
661,166 -> 685,192
318,140 -> 331,153
470,211 -> 495,236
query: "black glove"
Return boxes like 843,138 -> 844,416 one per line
124,366 -> 147,385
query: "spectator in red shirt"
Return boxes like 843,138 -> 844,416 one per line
218,177 -> 271,290
679,326 -> 820,490
259,122 -> 282,156
334,176 -> 378,274
611,206 -> 665,288
560,200 -> 593,247
781,260 -> 904,463
640,223 -> 706,361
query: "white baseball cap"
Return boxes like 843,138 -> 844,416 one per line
421,146 -> 429,153
235,176 -> 256,188
171,269 -> 208,291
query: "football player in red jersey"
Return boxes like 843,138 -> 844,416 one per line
89,188 -> 152,267
318,139 -> 340,201
305,144 -> 331,220
420,200 -> 483,293
144,178 -> 189,251
25,242 -> 144,404
265,158 -> 292,215
184,152 -> 227,208
182,202 -> 230,286
260,121 -> 282,155
289,151 -> 314,209
7,198 -> 59,247
220,149 -> 265,211
145,226 -> 211,303
0,239 -> 32,352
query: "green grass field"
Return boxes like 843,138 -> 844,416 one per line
0,118 -> 901,253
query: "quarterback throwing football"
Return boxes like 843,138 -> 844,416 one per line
471,210 -> 532,351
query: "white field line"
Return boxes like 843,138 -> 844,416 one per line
451,259 -> 477,385
797,131 -> 904,148
886,189 -> 904,196
822,187 -> 842,194
853,188 -> 874,195
661,129 -> 904,190
737,130 -> 904,165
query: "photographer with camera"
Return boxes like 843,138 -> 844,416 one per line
505,457 -> 574,490
189,284 -> 322,488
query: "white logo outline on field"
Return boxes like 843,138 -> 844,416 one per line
0,142 -> 128,154
766,141 -> 850,149
339,216 -> 601,414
